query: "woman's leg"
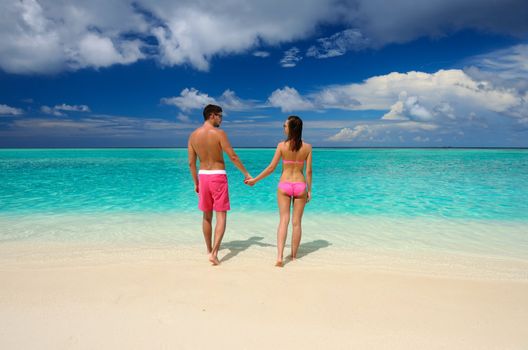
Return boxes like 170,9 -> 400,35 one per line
291,192 -> 307,260
276,189 -> 292,266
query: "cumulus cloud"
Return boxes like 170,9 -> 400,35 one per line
1,0 -> 527,74
382,93 -> 435,122
71,33 -> 144,69
310,69 -> 522,114
0,104 -> 24,116
1,0 -> 341,74
219,90 -> 252,111
161,88 -> 253,112
307,29 -> 370,58
280,47 -> 302,68
268,86 -> 314,112
320,43 -> 528,145
0,0 -> 146,74
161,88 -> 216,111
322,67 -> 526,143
41,103 -> 91,116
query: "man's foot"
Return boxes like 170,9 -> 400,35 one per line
208,254 -> 220,266
275,260 -> 283,267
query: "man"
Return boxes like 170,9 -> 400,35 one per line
188,104 -> 251,265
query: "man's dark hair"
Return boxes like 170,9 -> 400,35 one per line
203,104 -> 222,121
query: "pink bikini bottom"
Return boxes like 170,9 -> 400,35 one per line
278,181 -> 307,197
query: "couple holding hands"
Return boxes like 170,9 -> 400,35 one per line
188,104 -> 312,266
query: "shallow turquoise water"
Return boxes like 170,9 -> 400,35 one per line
1,148 -> 527,220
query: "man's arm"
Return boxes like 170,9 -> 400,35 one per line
218,130 -> 250,179
187,137 -> 199,193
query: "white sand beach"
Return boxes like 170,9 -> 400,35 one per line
1,243 -> 527,349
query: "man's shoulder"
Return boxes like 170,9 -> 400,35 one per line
189,126 -> 203,135
212,128 -> 227,140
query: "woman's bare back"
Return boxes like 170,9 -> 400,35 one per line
279,141 -> 312,182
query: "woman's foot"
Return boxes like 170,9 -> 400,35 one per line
208,253 -> 220,266
275,260 -> 283,267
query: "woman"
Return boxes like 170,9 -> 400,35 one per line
245,116 -> 312,267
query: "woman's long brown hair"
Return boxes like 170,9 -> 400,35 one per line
286,115 -> 303,152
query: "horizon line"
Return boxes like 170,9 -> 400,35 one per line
1,146 -> 527,150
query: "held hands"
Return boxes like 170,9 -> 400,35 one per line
244,176 -> 257,186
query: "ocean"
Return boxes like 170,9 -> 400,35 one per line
1,148 -> 527,269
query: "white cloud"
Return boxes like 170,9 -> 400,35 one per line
10,115 -> 194,138
382,93 -> 434,121
307,29 -> 370,59
310,70 -> 522,114
161,88 -> 254,112
464,44 -> 528,95
0,0 -> 146,74
253,51 -> 270,58
145,1 -> 341,71
55,104 -> 91,112
413,136 -> 430,142
328,121 -> 438,141
280,47 -> 302,68
322,44 -> 528,145
176,113 -> 191,123
72,33 -> 144,69
41,103 -> 91,116
268,86 -> 314,112
161,88 -> 216,111
41,106 -> 64,116
218,90 -> 250,111
1,0 -> 526,74
0,104 -> 24,116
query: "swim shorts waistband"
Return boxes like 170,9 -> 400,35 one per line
198,169 -> 227,175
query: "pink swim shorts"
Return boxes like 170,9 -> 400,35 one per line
278,181 -> 307,197
198,170 -> 230,212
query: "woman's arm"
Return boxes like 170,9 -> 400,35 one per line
245,144 -> 282,185
306,146 -> 313,202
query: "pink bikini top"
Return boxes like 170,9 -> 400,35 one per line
282,159 -> 305,165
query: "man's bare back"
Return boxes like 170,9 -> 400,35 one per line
188,125 -> 227,170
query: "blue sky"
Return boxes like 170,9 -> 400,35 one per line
1,0 -> 527,147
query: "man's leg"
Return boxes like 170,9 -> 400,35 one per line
202,211 -> 213,254
209,211 -> 227,265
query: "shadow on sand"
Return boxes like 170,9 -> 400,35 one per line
220,236 -> 274,262
283,239 -> 332,265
